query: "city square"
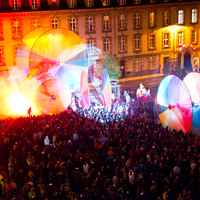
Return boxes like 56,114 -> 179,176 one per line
0,1 -> 200,199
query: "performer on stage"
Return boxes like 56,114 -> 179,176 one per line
136,83 -> 151,100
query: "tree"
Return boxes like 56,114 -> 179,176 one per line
103,54 -> 121,80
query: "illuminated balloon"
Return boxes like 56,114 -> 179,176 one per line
184,72 -> 200,104
22,28 -> 112,114
36,79 -> 71,115
25,28 -> 84,78
183,72 -> 200,134
157,75 -> 192,134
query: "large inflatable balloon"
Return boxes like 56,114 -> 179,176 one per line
22,28 -> 112,114
183,72 -> 200,134
36,79 -> 71,114
157,75 -> 192,134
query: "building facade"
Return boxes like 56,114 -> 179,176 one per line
0,0 -> 199,82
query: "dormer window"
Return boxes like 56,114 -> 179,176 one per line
85,0 -> 94,8
30,0 -> 41,9
118,0 -> 126,6
47,0 -> 59,7
9,0 -> 22,10
67,0 -> 77,8
133,0 -> 141,4
101,0 -> 110,7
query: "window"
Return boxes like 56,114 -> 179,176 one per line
101,0 -> 110,6
133,0 -> 141,4
11,19 -> 22,39
163,32 -> 170,48
119,35 -> 127,53
0,46 -> 5,66
134,33 -> 141,51
118,0 -> 126,6
103,15 -> 111,32
133,57 -> 142,72
178,31 -> 184,46
9,0 -> 22,9
133,13 -> 142,29
67,0 -> 77,8
30,0 -> 40,9
51,17 -> 59,29
191,30 -> 197,44
163,10 -> 170,26
119,14 -> 127,31
148,56 -> 158,70
85,0 -> 94,7
103,37 -> 112,53
69,17 -> 78,33
149,11 -> 156,28
13,46 -> 18,66
148,32 -> 156,49
31,18 -> 40,30
191,8 -> 198,24
178,9 -> 184,24
86,16 -> 95,33
48,0 -> 59,7
0,20 -> 3,40
87,38 -> 96,56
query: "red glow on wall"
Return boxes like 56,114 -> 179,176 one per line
28,0 -> 40,8
9,0 -> 22,8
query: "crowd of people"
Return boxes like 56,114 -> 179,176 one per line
0,97 -> 200,200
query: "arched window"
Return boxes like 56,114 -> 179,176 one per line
119,14 -> 127,31
119,35 -> 127,53
133,12 -> 142,29
69,17 -> 78,33
51,17 -> 59,29
86,16 -> 95,33
191,8 -> 198,24
178,9 -> 184,24
103,37 -> 112,53
163,10 -> 170,26
149,11 -> 156,28
103,15 -> 111,32
11,18 -> 22,39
